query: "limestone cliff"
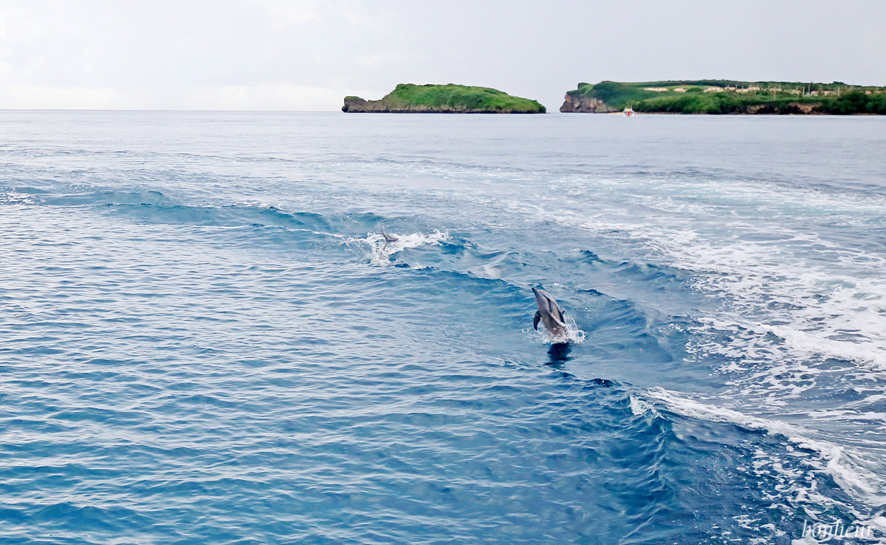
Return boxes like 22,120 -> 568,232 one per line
559,93 -> 617,113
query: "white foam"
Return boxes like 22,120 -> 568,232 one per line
661,226 -> 886,372
0,191 -> 38,205
543,174 -> 886,374
480,152 -> 886,540
358,229 -> 449,266
629,395 -> 658,417
647,388 -> 886,511
761,323 -> 886,370
808,410 -> 886,423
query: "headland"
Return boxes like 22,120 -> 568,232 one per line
561,80 -> 886,114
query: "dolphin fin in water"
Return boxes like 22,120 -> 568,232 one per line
381,228 -> 398,251
532,287 -> 568,341
381,229 -> 398,243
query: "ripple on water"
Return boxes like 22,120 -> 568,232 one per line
2,112 -> 885,543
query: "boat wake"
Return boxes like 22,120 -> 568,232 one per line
646,387 -> 886,520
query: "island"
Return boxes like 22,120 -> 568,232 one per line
560,80 -> 886,115
343,84 -> 546,113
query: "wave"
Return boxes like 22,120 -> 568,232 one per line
0,191 -> 38,206
11,178 -> 697,374
3,178 -> 696,374
522,170 -> 886,376
646,387 -> 886,516
15,182 -> 390,241
672,230 -> 886,373
348,229 -> 451,266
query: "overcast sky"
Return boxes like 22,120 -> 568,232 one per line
1,0 -> 884,111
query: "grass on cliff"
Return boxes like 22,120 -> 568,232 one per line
570,81 -> 886,114
631,91 -> 886,114
380,83 -> 546,112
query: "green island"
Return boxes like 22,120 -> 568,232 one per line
561,80 -> 886,114
343,84 -> 546,113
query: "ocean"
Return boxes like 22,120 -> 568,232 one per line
1,110 -> 885,544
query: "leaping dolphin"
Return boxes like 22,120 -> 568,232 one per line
532,287 -> 568,341
381,229 -> 398,251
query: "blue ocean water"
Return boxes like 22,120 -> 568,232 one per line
1,110 -> 885,544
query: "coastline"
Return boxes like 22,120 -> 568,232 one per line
560,80 -> 886,115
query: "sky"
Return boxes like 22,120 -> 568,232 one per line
1,0 -> 884,111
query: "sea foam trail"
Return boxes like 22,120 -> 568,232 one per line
647,388 -> 886,513
518,172 -> 886,373
664,230 -> 886,372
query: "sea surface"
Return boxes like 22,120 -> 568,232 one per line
1,111 -> 885,544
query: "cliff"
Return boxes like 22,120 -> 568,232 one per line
559,93 -> 617,113
560,80 -> 886,114
343,84 -> 546,114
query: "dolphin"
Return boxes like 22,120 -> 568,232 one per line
532,287 -> 568,341
380,228 -> 398,251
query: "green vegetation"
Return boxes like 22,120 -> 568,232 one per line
828,91 -> 886,115
343,84 -> 546,113
563,80 -> 886,114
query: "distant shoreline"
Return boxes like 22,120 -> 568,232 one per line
560,80 -> 886,115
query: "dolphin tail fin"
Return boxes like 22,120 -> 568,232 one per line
381,229 -> 398,243
533,310 -> 541,330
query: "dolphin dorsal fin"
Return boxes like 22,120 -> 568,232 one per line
381,229 -> 398,243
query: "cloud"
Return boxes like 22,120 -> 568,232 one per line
356,51 -> 409,70
179,82 -> 372,110
0,82 -> 375,111
246,0 -> 325,28
0,84 -> 144,110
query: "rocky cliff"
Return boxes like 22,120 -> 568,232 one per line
559,93 -> 618,113
743,102 -> 824,114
